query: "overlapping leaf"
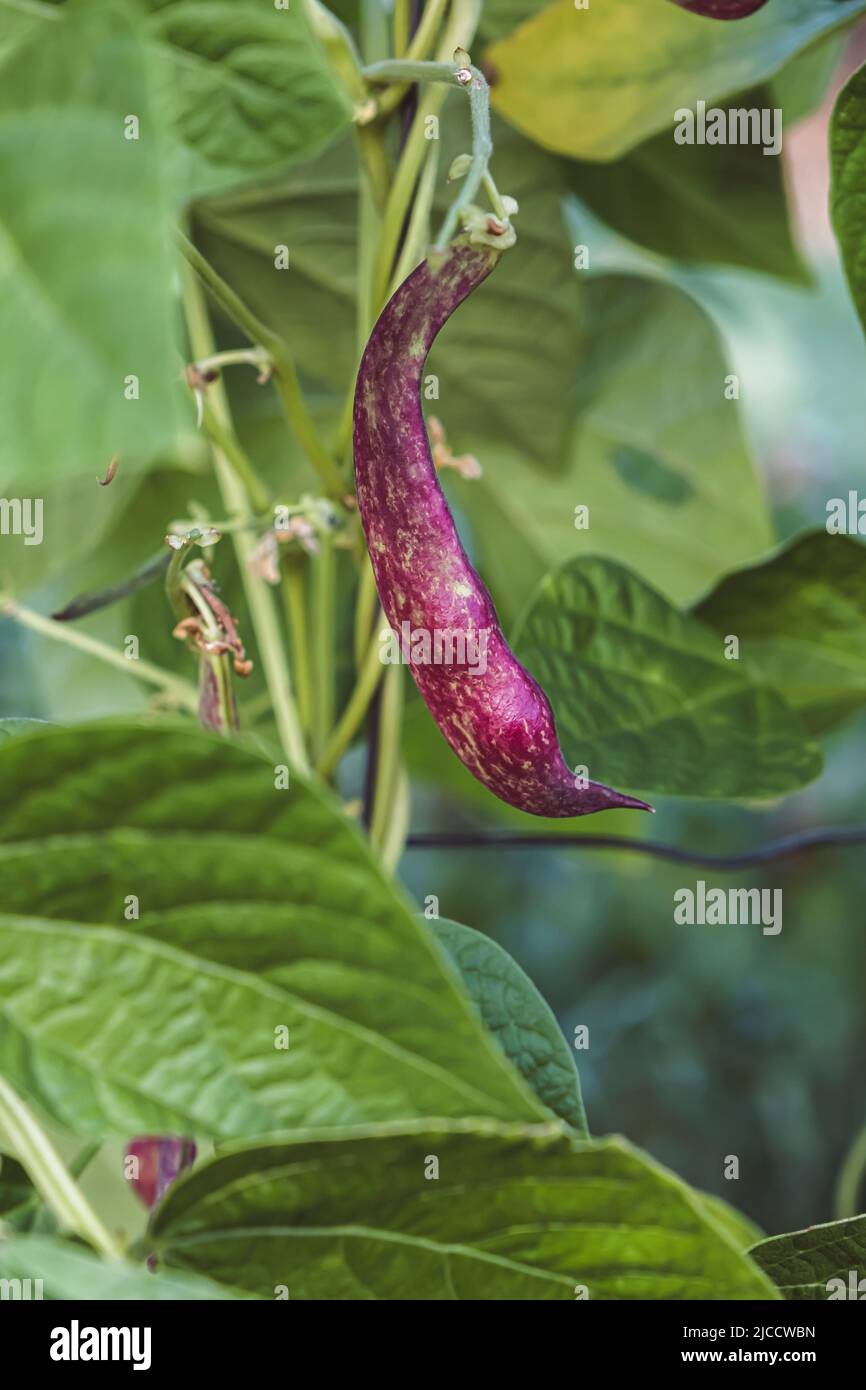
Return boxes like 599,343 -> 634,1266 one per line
484,0 -> 866,160
151,1121 -> 779,1300
513,556 -> 822,798
694,531 -> 866,734
0,723 -> 545,1141
750,1214 -> 866,1299
432,920 -> 587,1134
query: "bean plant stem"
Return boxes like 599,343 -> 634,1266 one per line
281,561 -> 314,735
374,0 -> 450,117
311,535 -> 337,760
371,0 -> 483,311
0,596 -> 199,712
370,660 -> 405,851
0,1075 -> 122,1259
177,233 -> 345,499
835,1118 -> 866,1219
354,558 -> 379,666
317,619 -> 386,777
181,265 -> 310,772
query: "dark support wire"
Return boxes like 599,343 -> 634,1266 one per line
404,826 -> 866,872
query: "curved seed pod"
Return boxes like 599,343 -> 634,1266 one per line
669,0 -> 769,17
353,239 -> 652,818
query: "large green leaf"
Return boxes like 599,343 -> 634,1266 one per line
193,108 -> 582,469
144,0 -> 352,196
0,0 -> 187,489
831,57 -> 866,340
694,531 -> 866,735
150,1121 -> 779,1300
750,1215 -> 866,1300
512,556 -> 822,799
432,920 -> 587,1134
570,115 -> 804,281
0,1233 -> 243,1299
0,723 -> 545,1140
484,0 -> 865,161
449,272 -> 772,627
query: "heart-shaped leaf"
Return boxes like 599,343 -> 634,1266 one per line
0,723 -> 545,1141
432,920 -> 587,1134
151,1121 -> 779,1300
512,556 -> 822,798
694,531 -> 866,734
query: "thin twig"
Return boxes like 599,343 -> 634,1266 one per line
404,826 -> 866,871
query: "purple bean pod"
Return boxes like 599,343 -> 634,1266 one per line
669,0 -> 770,17
353,239 -> 652,818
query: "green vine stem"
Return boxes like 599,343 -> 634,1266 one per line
835,1119 -> 866,1219
317,618 -> 386,776
364,58 -> 499,254
311,534 -> 337,761
353,557 -> 379,667
369,659 -> 405,852
0,1075 -> 122,1259
281,558 -> 314,736
380,762 -> 411,872
370,0 -> 483,311
181,265 -> 311,773
373,0 -> 450,117
178,233 -> 345,500
0,595 -> 199,712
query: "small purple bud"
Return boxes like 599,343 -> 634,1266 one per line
126,1136 -> 196,1208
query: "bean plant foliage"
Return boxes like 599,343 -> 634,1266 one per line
0,0 -> 864,1303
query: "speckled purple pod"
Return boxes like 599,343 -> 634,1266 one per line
353,239 -> 652,818
669,0 -> 769,17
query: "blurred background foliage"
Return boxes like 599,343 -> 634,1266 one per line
2,0 -> 866,1242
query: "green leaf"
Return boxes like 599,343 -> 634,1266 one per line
831,57 -> 866,341
0,1233 -> 244,1299
749,1215 -> 866,1300
570,115 -> 805,281
144,0 -> 352,196
694,531 -> 866,735
193,108 -> 582,469
0,722 -> 545,1141
512,556 -> 822,799
0,0 -> 186,489
431,920 -> 587,1135
484,0 -> 865,161
451,272 -> 772,627
151,1121 -> 780,1300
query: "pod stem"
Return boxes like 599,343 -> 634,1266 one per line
361,58 -> 500,253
